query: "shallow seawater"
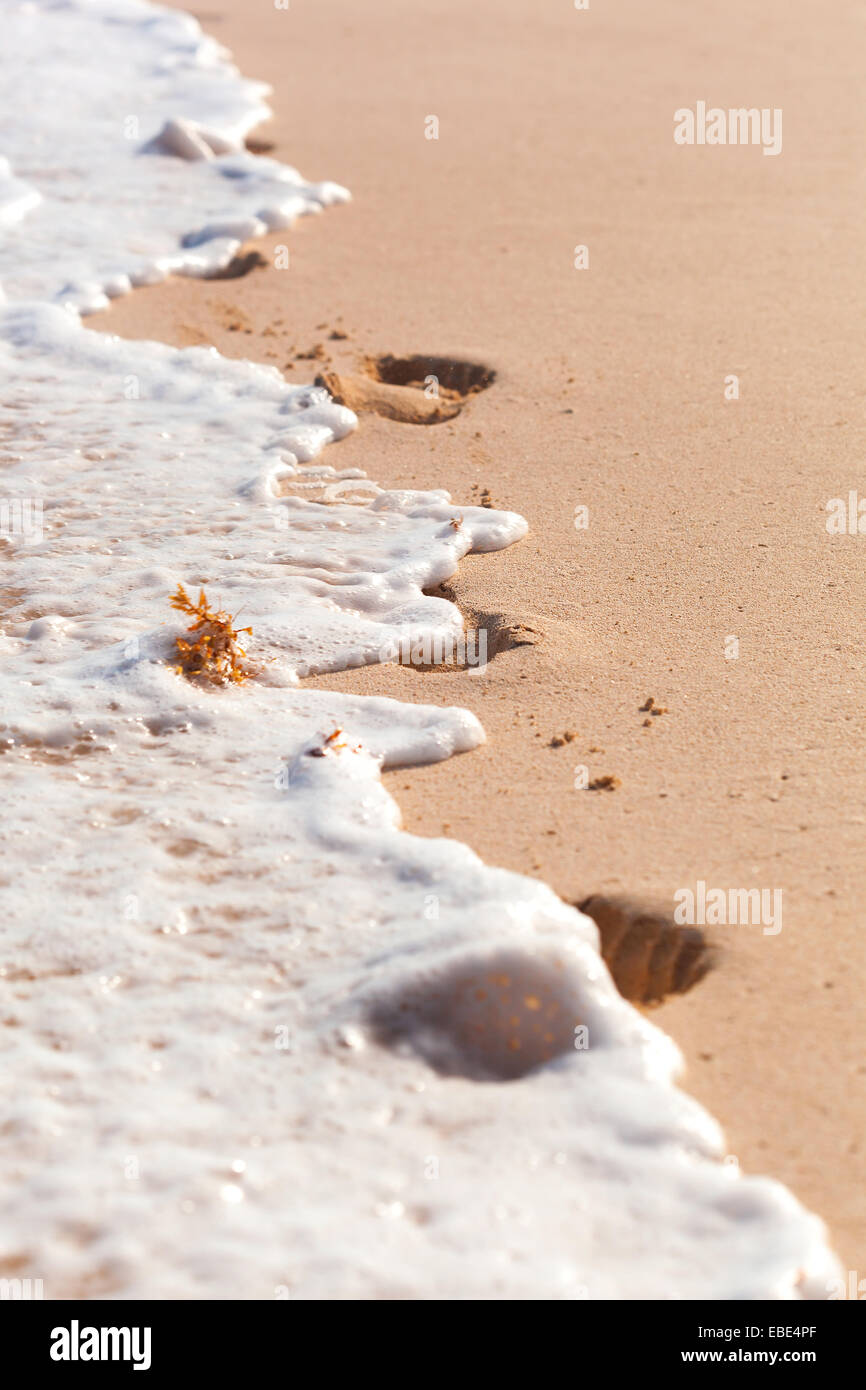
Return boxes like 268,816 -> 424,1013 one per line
0,0 -> 841,1298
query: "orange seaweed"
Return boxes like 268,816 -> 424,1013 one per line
170,584 -> 252,686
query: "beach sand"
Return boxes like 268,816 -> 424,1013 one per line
88,0 -> 865,1271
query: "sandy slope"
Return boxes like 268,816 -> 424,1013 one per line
88,0 -> 865,1274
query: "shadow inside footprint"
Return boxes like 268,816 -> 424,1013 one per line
205,249 -> 268,281
417,584 -> 541,671
578,894 -> 712,1005
366,949 -> 581,1081
370,354 -> 496,396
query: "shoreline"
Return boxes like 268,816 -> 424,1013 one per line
87,0 -> 864,1271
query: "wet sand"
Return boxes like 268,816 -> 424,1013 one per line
88,0 -> 865,1272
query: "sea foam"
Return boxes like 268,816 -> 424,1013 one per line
0,0 -> 842,1298
0,0 -> 348,313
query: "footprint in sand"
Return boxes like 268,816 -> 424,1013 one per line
318,353 -> 495,425
364,947 -> 582,1081
578,894 -> 713,1005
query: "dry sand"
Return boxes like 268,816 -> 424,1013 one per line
89,0 -> 865,1272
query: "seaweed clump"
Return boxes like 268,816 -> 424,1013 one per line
171,584 -> 252,686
